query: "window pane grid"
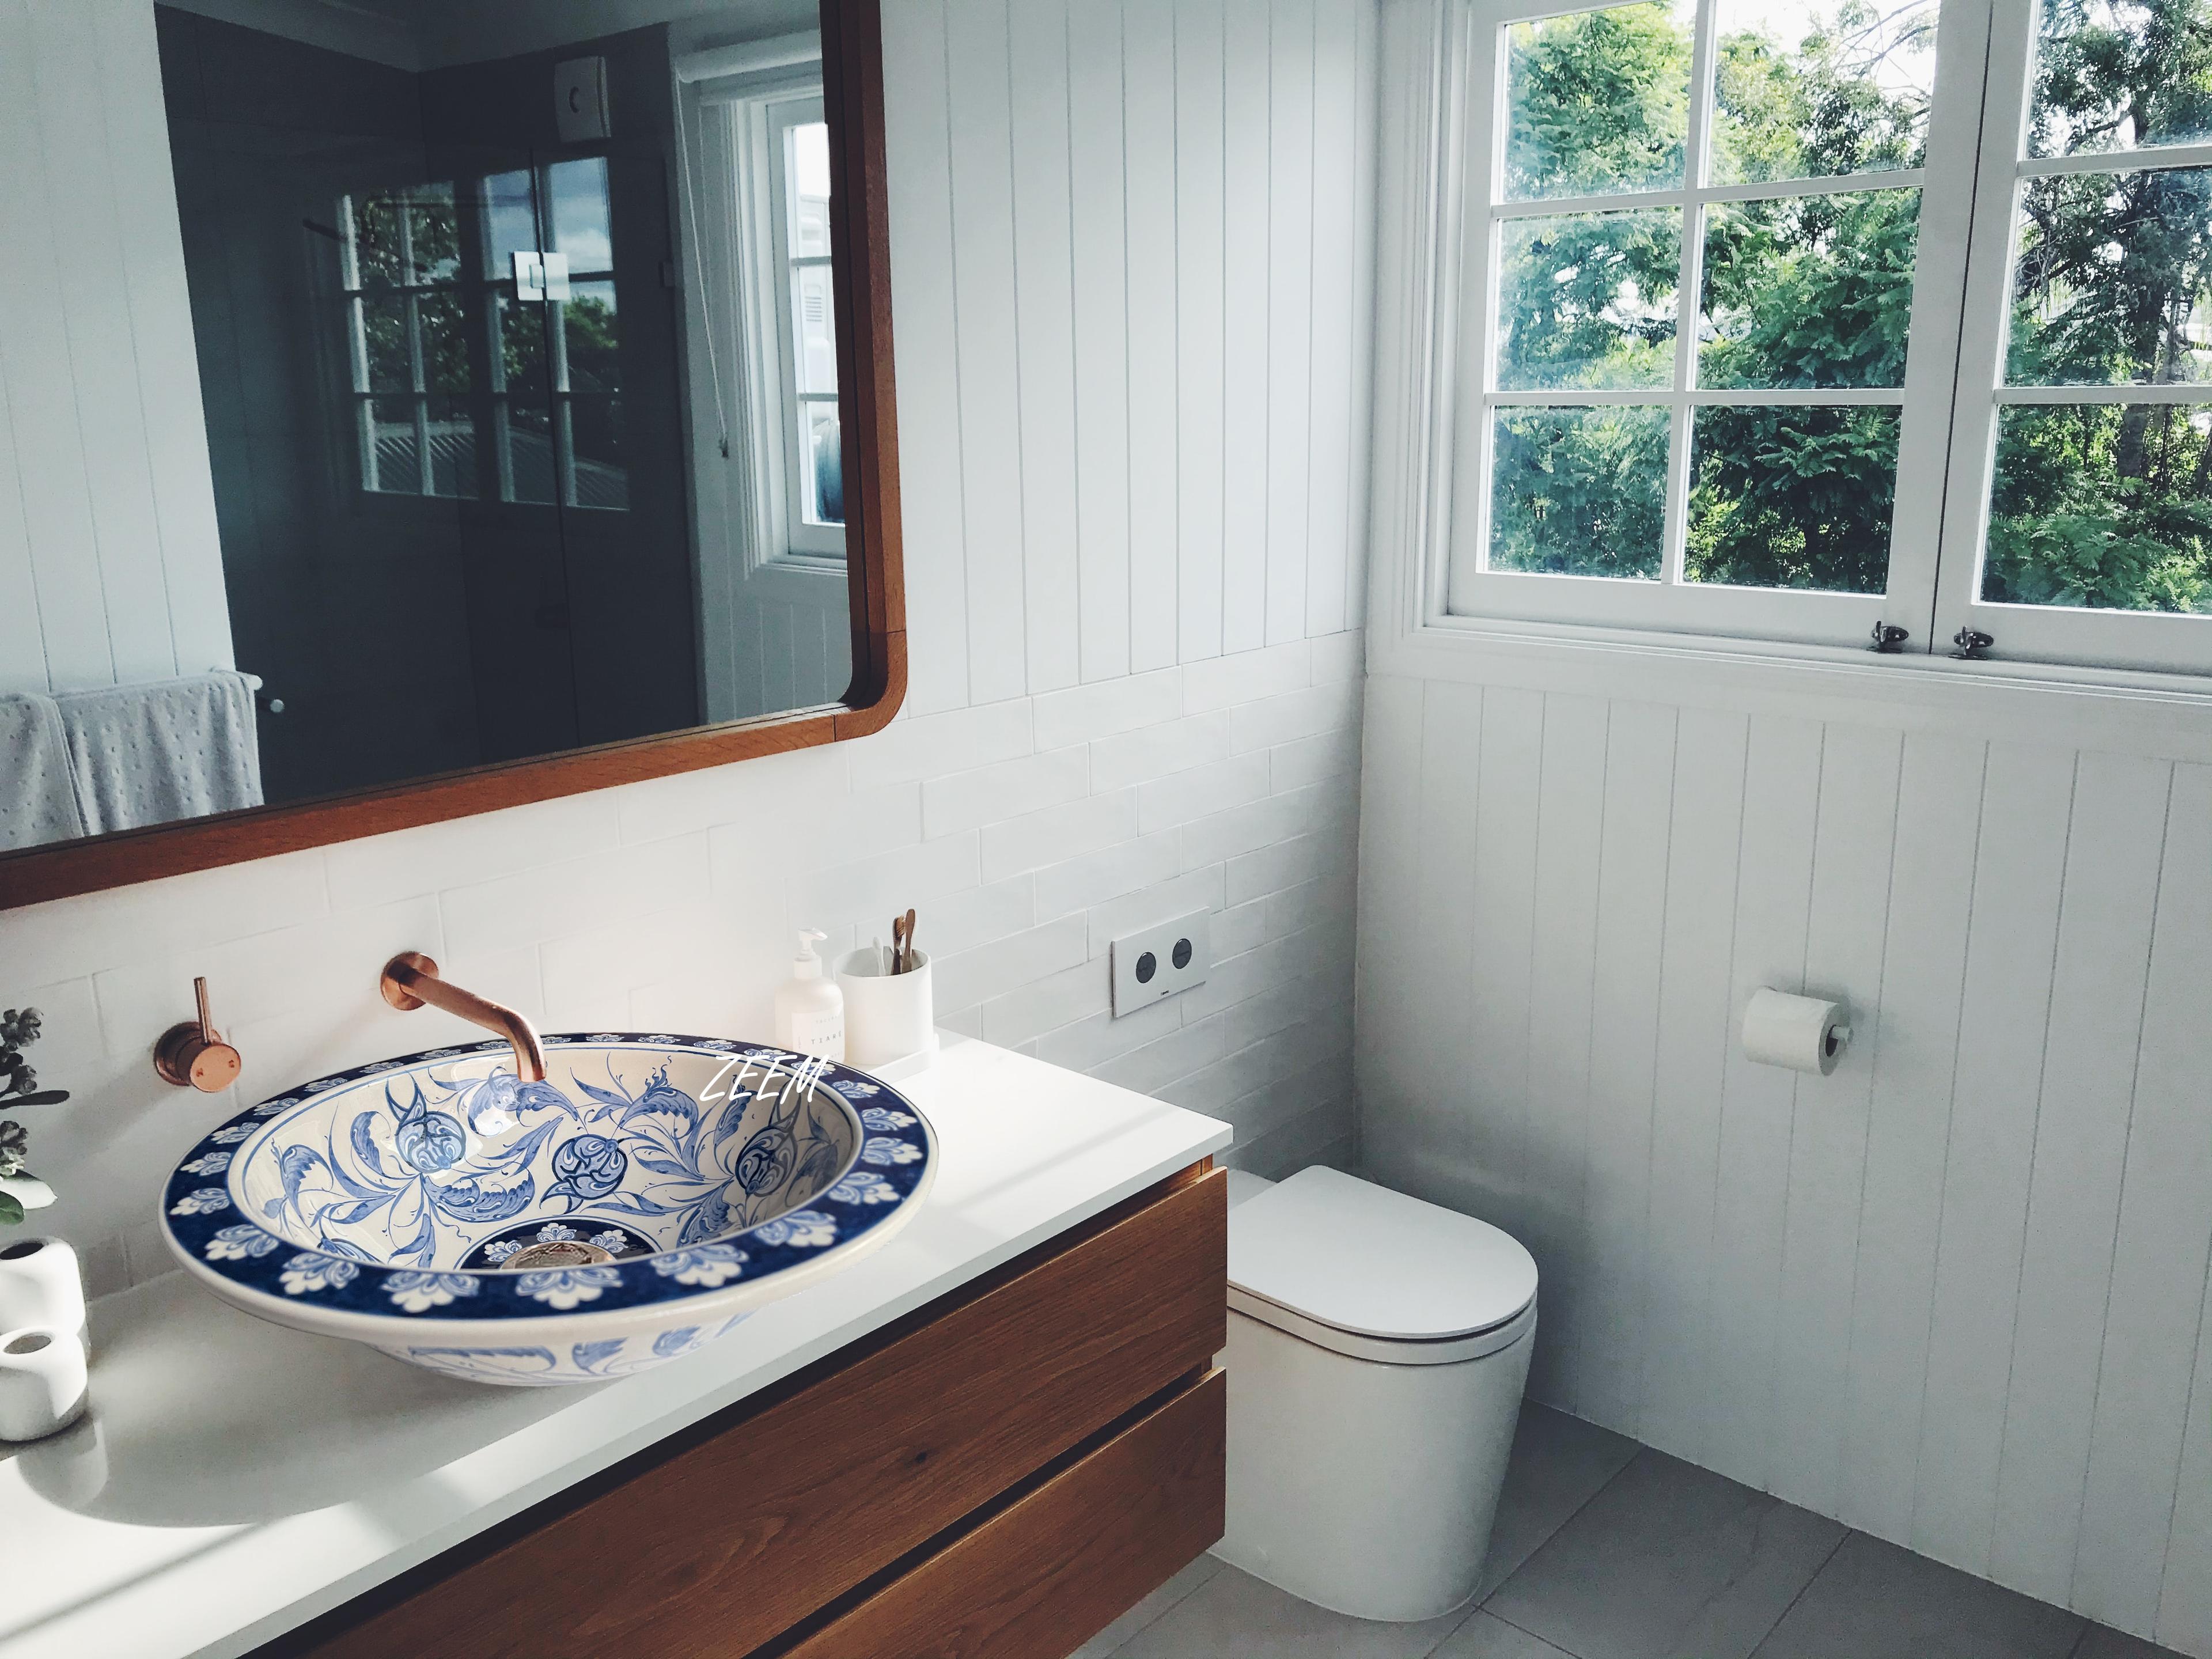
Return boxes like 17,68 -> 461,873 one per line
1481,386 -> 1905,405
1477,0 -> 1923,599
342,186 -> 471,501
1961,0 -> 2212,630
2018,141 -> 2212,181
1490,166 -> 1927,222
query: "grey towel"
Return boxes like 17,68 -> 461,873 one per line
0,692 -> 89,850
55,672 -> 264,835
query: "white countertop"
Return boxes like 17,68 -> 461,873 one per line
0,1035 -> 1231,1659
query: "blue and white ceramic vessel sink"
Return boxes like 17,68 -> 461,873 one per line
160,1036 -> 935,1386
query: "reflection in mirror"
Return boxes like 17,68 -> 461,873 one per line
1,0 -> 852,855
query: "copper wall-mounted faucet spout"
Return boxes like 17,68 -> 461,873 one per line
378,952 -> 547,1083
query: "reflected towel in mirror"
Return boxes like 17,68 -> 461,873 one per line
55,672 -> 263,836
0,694 -> 89,851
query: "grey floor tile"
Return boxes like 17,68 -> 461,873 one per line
1750,1533 -> 2083,1659
1065,1554 -> 1224,1658
1115,1563 -> 1465,1659
1484,1449 -> 1846,1659
1433,1609 -> 1580,1658
1479,1402 -> 1642,1597
2072,1624 -> 2193,1659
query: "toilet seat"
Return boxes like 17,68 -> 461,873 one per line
1227,1168 -> 1538,1366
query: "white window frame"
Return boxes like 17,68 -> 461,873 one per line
1411,0 -> 2212,681
339,186 -> 471,503
764,94 -> 844,560
1934,1 -> 2212,674
680,63 -> 846,571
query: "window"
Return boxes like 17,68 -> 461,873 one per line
768,101 -> 844,551
679,70 -> 846,566
1440,0 -> 2212,675
339,157 -> 628,513
341,184 -> 474,499
1937,0 -> 2212,671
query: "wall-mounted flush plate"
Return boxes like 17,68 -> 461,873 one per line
1111,911 -> 1210,1018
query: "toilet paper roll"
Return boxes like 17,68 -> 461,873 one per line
1742,988 -> 1851,1076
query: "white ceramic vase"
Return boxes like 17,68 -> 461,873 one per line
0,1234 -> 85,1341
0,1324 -> 88,1441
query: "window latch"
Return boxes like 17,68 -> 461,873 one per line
1950,628 -> 1995,660
1868,623 -> 1910,654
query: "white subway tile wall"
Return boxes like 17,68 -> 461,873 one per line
0,0 -> 1378,1306
9,641 -> 1363,1296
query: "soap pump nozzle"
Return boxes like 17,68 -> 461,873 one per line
792,929 -> 827,979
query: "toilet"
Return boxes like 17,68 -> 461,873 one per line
1215,1166 -> 1539,1623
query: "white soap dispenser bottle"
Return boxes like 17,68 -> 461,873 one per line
774,930 -> 845,1059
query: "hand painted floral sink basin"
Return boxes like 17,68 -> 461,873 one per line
159,1036 -> 934,1386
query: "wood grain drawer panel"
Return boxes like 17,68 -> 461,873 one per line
774,1370 -> 1226,1659
289,1165 -> 1226,1659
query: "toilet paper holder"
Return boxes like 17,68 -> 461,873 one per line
1742,988 -> 1852,1075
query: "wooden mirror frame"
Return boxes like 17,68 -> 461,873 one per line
0,0 -> 902,914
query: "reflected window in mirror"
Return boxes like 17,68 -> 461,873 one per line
340,163 -> 630,513
341,185 -> 474,501
682,62 -> 846,569
775,107 -> 844,551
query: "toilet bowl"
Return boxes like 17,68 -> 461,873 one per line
1215,1166 -> 1538,1623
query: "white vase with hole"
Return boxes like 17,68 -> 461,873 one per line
0,1234 -> 85,1344
0,1324 -> 88,1441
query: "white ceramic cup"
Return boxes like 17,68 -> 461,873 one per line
0,1236 -> 85,1342
0,1324 -> 89,1442
835,948 -> 935,1070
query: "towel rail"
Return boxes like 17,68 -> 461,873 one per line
218,669 -> 283,715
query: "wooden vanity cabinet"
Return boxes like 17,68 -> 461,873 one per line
255,1161 -> 1226,1659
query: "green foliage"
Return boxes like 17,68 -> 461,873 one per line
1995,0 -> 2212,612
2031,0 -> 2212,156
1505,3 -> 1690,199
1498,211 -> 1679,390
1687,406 -> 1898,591
562,294 -> 622,393
2010,166 -> 2212,387
1711,1 -> 1933,184
1495,0 -> 2212,612
1699,190 -> 1918,389
1986,404 -> 2212,611
1491,406 -> 1670,578
354,192 -> 470,397
1,1005 -> 67,1223
1502,1 -> 1931,590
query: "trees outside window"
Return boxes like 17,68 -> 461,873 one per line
340,157 -> 628,513
1444,0 -> 2212,674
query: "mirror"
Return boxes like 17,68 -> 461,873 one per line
0,0 -> 900,907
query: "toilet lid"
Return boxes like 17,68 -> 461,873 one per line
1228,1167 -> 1537,1343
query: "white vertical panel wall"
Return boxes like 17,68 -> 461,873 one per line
1356,673 -> 2212,1655
0,0 -> 1381,1358
0,0 -> 234,696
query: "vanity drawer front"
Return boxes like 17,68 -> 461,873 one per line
283,1162 -> 1226,1659
778,1368 -> 1226,1659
